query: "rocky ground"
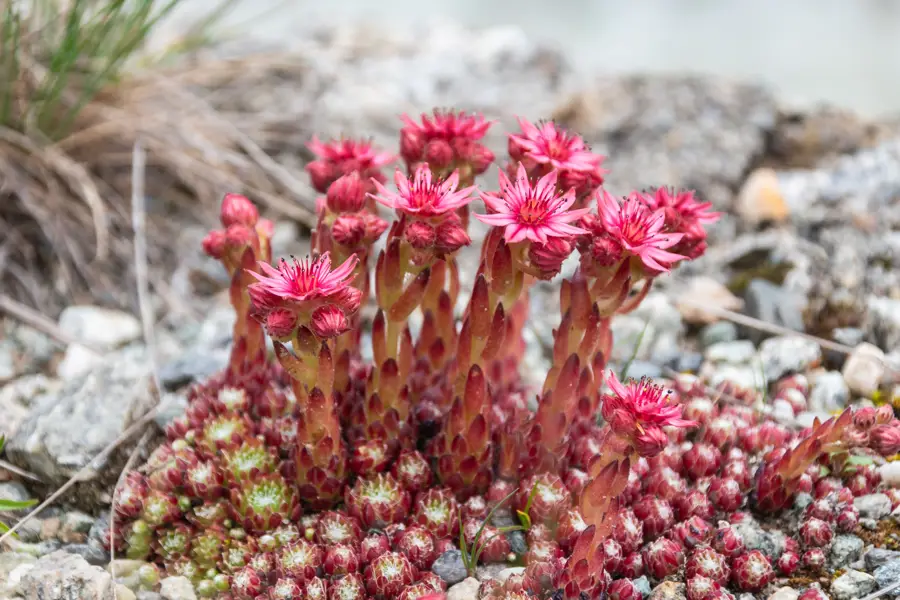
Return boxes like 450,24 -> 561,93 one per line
3,19 -> 900,600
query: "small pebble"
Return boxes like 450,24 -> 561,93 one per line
855,493 -> 893,519
842,342 -> 886,397
447,577 -> 480,600
160,576 -> 197,600
767,587 -> 799,600
735,167 -> 790,225
700,321 -> 739,348
880,462 -> 900,488
831,569 -> 876,600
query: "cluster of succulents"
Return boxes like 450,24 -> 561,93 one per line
111,110 -> 900,599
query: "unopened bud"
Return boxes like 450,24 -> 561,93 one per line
405,221 -> 436,249
876,404 -> 895,425
633,426 -> 668,458
507,137 -> 525,162
362,213 -> 389,243
221,193 -> 259,227
310,305 -> 350,339
529,238 -> 573,279
400,129 -> 425,163
332,215 -> 366,247
424,140 -> 453,168
224,224 -> 255,250
326,172 -> 367,213
328,286 -> 363,315
469,144 -> 495,175
306,160 -> 335,194
434,221 -> 470,254
871,424 -> 900,456
265,308 -> 298,340
853,406 -> 877,430
590,234 -> 624,267
202,230 -> 226,259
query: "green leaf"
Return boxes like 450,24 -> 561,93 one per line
515,509 -> 531,531
0,498 -> 37,510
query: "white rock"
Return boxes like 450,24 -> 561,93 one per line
831,569 -> 876,600
766,587 -> 799,600
160,576 -> 197,600
880,462 -> 900,488
842,342 -> 886,397
447,577 -> 481,600
496,567 -> 525,583
56,344 -> 104,379
58,305 -> 141,350
771,399 -> 796,425
854,493 -> 893,519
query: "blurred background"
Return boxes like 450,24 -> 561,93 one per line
164,0 -> 900,116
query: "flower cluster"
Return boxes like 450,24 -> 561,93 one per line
111,112 -> 898,600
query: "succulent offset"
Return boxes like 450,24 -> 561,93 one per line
110,110 -> 900,599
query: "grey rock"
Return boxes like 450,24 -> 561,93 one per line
672,352 -> 703,374
447,577 -> 480,600
649,581 -> 687,600
505,529 -> 527,555
830,535 -> 865,569
832,570 -> 876,600
794,493 -> 814,511
854,493 -> 893,519
6,346 -> 160,509
0,374 -> 61,440
705,340 -> 757,364
60,511 -> 96,542
0,339 -> 16,383
734,521 -> 785,561
137,593 -> 163,600
808,371 -> 850,413
866,548 -> 900,571
0,552 -> 37,597
159,576 -> 197,600
610,294 -> 684,364
63,542 -> 110,566
759,335 -> 822,382
20,550 -> 116,600
866,296 -> 900,351
158,346 -> 229,391
633,576 -> 652,598
0,481 -> 31,504
743,280 -> 806,344
432,549 -> 468,585
876,560 -> 900,596
700,322 -> 739,348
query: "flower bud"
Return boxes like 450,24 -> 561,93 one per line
434,221 -> 470,254
853,406 -> 877,430
633,426 -> 668,458
306,160 -> 335,194
876,404 -> 895,424
202,230 -> 226,259
400,129 -> 425,164
326,172 -> 367,213
590,234 -> 624,267
328,286 -> 363,315
221,193 -> 259,227
529,238 -> 573,279
363,213 -> 389,243
332,215 -> 366,247
405,221 -> 436,249
224,224 -> 255,250
424,140 -> 453,169
265,308 -> 298,340
310,305 -> 350,339
469,144 -> 495,175
871,424 -> 900,456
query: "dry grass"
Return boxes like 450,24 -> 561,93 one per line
0,0 -> 318,316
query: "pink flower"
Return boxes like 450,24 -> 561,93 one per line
508,117 -> 603,173
399,110 -> 495,176
601,372 -> 696,444
594,190 -> 686,272
306,137 -> 395,193
248,252 -> 361,314
400,110 -> 492,144
370,166 -> 476,218
476,164 -> 590,244
639,187 -> 720,259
